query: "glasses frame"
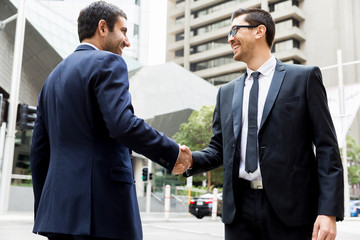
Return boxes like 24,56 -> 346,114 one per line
228,25 -> 260,38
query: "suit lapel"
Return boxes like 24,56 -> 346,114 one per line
260,59 -> 285,130
232,74 -> 247,140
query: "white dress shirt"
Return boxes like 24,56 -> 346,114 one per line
81,42 -> 99,50
239,56 -> 277,181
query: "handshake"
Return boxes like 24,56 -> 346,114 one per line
172,145 -> 193,175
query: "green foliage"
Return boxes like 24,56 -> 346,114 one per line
173,105 -> 214,151
346,135 -> 360,164
348,165 -> 360,185
345,135 -> 360,185
173,106 -> 224,188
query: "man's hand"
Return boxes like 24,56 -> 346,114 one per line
172,145 -> 193,174
312,215 -> 337,240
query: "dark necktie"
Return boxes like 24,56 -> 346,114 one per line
245,71 -> 260,173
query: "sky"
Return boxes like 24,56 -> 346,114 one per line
147,0 -> 168,65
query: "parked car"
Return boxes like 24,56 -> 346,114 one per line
350,200 -> 360,217
189,192 -> 222,219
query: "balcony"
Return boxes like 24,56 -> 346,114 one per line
190,26 -> 228,46
167,39 -> 185,52
167,26 -> 228,52
274,48 -> 307,63
271,5 -> 305,22
168,23 -> 185,35
168,4 -> 185,18
190,0 -> 260,29
275,26 -> 306,42
189,45 -> 232,63
194,61 -> 246,79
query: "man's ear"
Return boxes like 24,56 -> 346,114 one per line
255,25 -> 266,40
98,19 -> 107,37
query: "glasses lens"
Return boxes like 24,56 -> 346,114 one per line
229,26 -> 238,38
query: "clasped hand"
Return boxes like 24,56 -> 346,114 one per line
172,145 -> 192,174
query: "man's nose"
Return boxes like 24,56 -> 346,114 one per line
228,34 -> 234,44
124,36 -> 130,48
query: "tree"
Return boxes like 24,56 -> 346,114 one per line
173,106 -> 223,190
346,135 -> 360,185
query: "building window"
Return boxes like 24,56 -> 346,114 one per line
175,49 -> 184,58
175,15 -> 185,25
269,0 -> 299,12
192,18 -> 230,36
190,37 -> 228,54
272,38 -> 300,52
190,54 -> 234,72
175,32 -> 184,41
135,0 -> 140,6
275,18 -> 299,32
176,0 -> 185,8
134,24 -> 139,38
206,71 -> 245,85
192,0 -> 251,18
12,131 -> 33,186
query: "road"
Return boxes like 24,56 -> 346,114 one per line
0,212 -> 359,240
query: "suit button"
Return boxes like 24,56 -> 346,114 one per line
232,144 -> 235,148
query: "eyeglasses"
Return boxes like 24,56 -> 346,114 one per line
228,25 -> 259,38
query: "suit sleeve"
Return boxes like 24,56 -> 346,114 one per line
30,107 -> 50,218
307,67 -> 344,220
92,54 -> 178,170
185,88 -> 223,176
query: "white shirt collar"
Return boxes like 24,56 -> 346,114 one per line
80,42 -> 99,50
246,56 -> 276,78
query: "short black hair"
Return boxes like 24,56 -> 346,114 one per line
231,8 -> 275,48
77,1 -> 127,42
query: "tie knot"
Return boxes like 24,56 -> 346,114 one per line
252,71 -> 260,80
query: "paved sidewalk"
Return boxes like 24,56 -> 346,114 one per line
1,211 -> 359,240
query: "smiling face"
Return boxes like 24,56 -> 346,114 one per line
228,14 -> 257,64
103,16 -> 130,56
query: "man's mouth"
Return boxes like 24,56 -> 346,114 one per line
232,45 -> 240,52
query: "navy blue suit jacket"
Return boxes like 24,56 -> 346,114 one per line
186,59 -> 344,226
30,45 -> 179,239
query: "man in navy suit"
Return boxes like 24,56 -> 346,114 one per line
30,1 -> 191,240
182,8 -> 344,240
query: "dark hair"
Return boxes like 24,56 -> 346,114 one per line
77,1 -> 127,42
231,8 -> 275,48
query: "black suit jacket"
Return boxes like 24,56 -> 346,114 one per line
186,59 -> 344,226
30,45 -> 179,239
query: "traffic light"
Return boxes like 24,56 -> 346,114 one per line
17,104 -> 37,131
142,167 -> 148,181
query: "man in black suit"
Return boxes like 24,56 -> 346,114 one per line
183,8 -> 343,240
30,1 -> 190,240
